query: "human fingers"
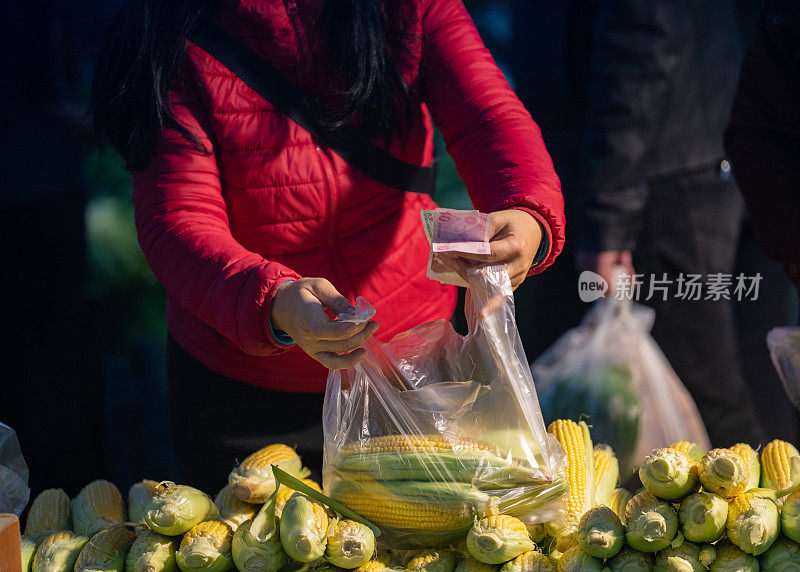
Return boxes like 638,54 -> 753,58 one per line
313,348 -> 367,370
311,321 -> 380,354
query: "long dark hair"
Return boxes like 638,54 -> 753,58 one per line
91,0 -> 411,171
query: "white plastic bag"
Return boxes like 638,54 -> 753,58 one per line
533,297 -> 710,474
323,267 -> 566,548
0,422 -> 30,516
767,327 -> 800,410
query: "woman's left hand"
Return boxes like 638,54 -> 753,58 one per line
444,209 -> 544,289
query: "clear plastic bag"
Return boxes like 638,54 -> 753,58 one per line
323,266 -> 566,548
0,422 -> 30,516
533,297 -> 710,475
767,327 -> 800,410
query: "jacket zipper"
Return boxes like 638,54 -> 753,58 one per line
284,0 -> 309,63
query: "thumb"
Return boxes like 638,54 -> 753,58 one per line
309,279 -> 353,316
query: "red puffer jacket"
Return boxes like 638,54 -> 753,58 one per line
132,0 -> 565,392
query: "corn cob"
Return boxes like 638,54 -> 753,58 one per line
592,445 -> 619,507
176,521 -> 234,572
213,484 -> 258,531
32,531 -> 90,572
605,546 -> 653,571
456,555 -> 499,572
624,491 -> 679,553
653,540 -> 704,571
325,519 -> 376,569
760,535 -> 800,570
729,444 -> 760,491
72,480 -> 125,537
707,541 -> 757,572
555,546 -> 602,572
231,488 -> 287,572
761,439 -> 800,492
608,488 -> 632,526
126,528 -> 178,572
275,479 -> 322,519
678,491 -> 727,543
25,489 -> 72,542
639,448 -> 700,501
669,442 -> 705,462
144,482 -> 219,537
498,551 -> 554,572
698,449 -> 750,498
726,493 -> 779,555
342,435 -> 497,456
279,493 -> 329,562
129,481 -> 160,525
575,506 -> 624,559
782,489 -> 800,543
353,553 -> 393,572
546,420 -> 594,518
74,524 -> 137,572
229,444 -> 310,504
21,536 -> 38,572
407,550 -> 458,572
466,515 -> 534,565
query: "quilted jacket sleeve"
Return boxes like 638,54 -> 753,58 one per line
420,0 -> 564,274
132,75 -> 301,356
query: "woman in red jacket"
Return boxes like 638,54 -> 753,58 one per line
92,0 -> 564,490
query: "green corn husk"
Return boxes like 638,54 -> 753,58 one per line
144,482 -> 219,537
670,442 -> 706,463
698,545 -> 716,568
678,492 -> 728,543
605,545 -> 653,572
555,546 -> 602,572
407,550 -> 457,572
467,516 -> 535,565
708,542 -> 757,572
759,535 -> 800,570
32,531 -> 90,572
21,536 -> 38,572
325,519 -> 376,569
75,525 -> 137,572
523,523 -> 547,545
575,506 -> 624,559
176,521 -> 235,572
639,448 -> 700,502
279,494 -> 329,562
498,551 -> 554,572
214,484 -> 259,531
726,493 -> 780,556
25,489 -> 73,542
653,541 -> 704,572
125,528 -> 178,572
129,481 -> 160,525
625,492 -> 679,553
231,489 -> 287,572
73,480 -> 126,537
455,555 -> 498,572
782,490 -> 800,543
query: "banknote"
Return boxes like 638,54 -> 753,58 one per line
421,209 -> 491,286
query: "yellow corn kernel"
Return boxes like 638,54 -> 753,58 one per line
547,420 -> 594,518
341,435 -> 497,456
698,449 -> 750,498
608,489 -> 632,526
760,439 -> 799,491
670,442 -> 705,461
274,479 -> 322,518
181,520 -> 234,550
333,491 -> 474,531
729,443 -> 760,490
593,446 -> 619,507
229,444 -> 307,503
214,483 -> 258,530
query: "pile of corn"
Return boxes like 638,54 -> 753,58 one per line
17,423 -> 800,572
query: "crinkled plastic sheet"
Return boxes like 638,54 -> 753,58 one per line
768,327 -> 800,410
323,267 -> 566,548
533,297 -> 710,475
0,422 -> 30,515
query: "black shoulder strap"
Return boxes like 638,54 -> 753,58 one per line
191,19 -> 437,196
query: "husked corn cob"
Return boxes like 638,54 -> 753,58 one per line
729,444 -> 760,491
592,446 -> 619,507
407,549 -> 458,572
760,439 -> 800,492
546,420 -> 594,518
279,494 -> 329,562
639,448 -> 699,501
275,479 -> 322,519
353,553 -> 392,572
760,535 -> 800,569
229,444 -> 309,504
608,489 -> 632,525
555,546 -> 602,572
698,449 -> 750,498
325,519 -> 376,569
782,489 -> 800,543
467,515 -> 534,565
678,492 -> 727,543
342,435 -> 497,456
624,492 -> 679,553
213,484 -> 258,530
575,506 -> 624,559
498,551 -> 554,572
177,521 -> 234,572
707,541 -> 757,572
21,536 -> 38,572
144,482 -> 219,537
126,528 -> 178,572
129,480 -> 160,525
231,488 -> 287,572
25,489 -> 72,542
32,531 -> 89,572
73,480 -> 125,537
74,524 -> 136,572
605,546 -> 653,571
653,541 -> 704,572
725,493 -> 779,555
670,442 -> 705,462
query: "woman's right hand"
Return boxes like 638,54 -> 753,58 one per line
270,278 -> 379,369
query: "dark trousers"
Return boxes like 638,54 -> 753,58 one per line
167,337 -> 325,494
